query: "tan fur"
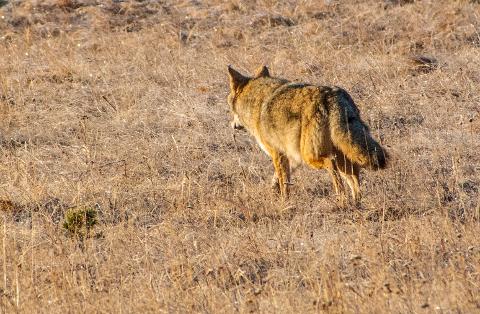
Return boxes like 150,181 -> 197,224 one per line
227,65 -> 389,202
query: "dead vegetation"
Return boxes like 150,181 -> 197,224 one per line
0,0 -> 479,312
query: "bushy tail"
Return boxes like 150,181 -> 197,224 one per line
327,89 -> 388,170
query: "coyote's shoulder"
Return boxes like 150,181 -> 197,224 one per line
227,65 -> 388,201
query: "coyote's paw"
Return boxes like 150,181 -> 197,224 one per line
335,194 -> 347,208
270,175 -> 280,193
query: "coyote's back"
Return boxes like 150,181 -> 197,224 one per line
226,65 -> 388,202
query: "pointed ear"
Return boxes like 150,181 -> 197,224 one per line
228,65 -> 249,90
254,65 -> 270,78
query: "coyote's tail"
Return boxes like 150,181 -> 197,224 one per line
327,89 -> 388,170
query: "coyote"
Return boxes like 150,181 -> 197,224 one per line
227,65 -> 388,202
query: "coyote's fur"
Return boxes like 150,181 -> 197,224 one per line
227,65 -> 388,202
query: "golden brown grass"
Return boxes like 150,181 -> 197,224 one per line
0,0 -> 479,312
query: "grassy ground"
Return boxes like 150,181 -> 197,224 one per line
0,0 -> 479,312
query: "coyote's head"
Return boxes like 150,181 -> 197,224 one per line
227,65 -> 270,130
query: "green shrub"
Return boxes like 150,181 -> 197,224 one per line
63,206 -> 97,237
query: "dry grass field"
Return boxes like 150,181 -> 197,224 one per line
0,0 -> 479,312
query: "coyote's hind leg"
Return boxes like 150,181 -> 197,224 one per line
336,155 -> 361,204
304,157 -> 346,201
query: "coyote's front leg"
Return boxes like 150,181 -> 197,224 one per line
271,152 -> 291,198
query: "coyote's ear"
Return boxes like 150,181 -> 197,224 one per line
228,65 -> 249,90
254,65 -> 270,78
